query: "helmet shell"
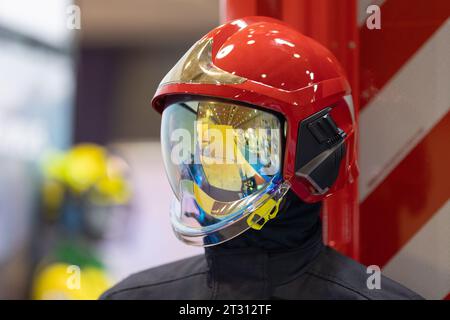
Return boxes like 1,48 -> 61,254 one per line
152,16 -> 358,202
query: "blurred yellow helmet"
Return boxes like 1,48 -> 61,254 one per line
42,143 -> 131,205
64,144 -> 108,193
32,263 -> 111,300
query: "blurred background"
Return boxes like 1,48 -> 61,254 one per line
0,0 -> 448,299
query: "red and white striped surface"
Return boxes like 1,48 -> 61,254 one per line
358,0 -> 450,300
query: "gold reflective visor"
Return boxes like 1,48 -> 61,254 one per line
161,100 -> 287,246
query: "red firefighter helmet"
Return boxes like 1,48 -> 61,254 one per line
152,17 -> 358,246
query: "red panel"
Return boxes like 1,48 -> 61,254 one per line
257,0 -> 282,19
220,0 -> 257,22
360,0 -> 450,109
220,0 -> 282,22
360,111 -> 450,267
281,0 -> 309,33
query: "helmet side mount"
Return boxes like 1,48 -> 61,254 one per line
295,107 -> 346,195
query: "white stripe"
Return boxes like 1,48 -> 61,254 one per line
382,200 -> 450,300
359,19 -> 450,201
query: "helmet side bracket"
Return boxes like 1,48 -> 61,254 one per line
294,107 -> 346,195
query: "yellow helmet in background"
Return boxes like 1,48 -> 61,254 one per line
64,144 -> 109,194
32,262 -> 111,300
42,143 -> 131,207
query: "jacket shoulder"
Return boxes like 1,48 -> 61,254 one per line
299,247 -> 423,300
100,254 -> 211,300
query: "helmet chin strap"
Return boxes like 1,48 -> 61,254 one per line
209,190 -> 323,251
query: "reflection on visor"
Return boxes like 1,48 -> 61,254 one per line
196,101 -> 281,201
161,100 -> 288,246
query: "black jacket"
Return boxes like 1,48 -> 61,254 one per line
101,192 -> 423,300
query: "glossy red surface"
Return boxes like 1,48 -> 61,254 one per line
152,16 -> 357,203
212,18 -> 345,91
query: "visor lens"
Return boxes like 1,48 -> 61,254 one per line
161,100 -> 284,245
